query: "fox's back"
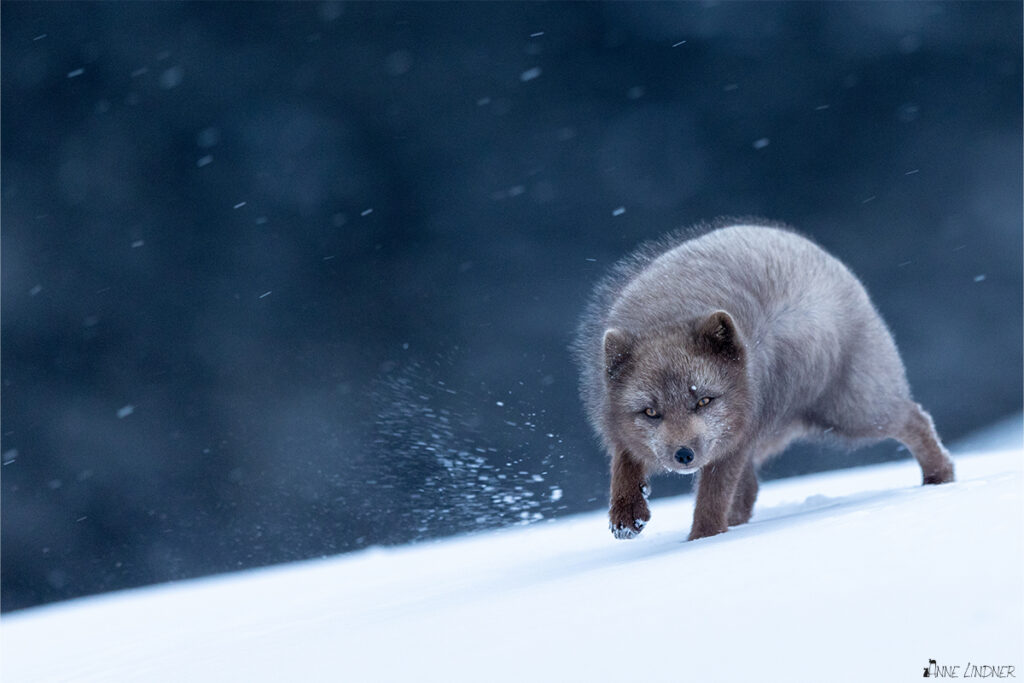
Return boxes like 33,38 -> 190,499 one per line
578,223 -> 907,438
608,225 -> 865,339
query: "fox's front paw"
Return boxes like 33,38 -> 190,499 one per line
609,495 -> 650,539
687,521 -> 727,541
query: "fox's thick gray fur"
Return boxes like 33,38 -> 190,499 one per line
573,221 -> 955,541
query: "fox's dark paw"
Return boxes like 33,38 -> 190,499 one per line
610,518 -> 646,539
923,462 -> 955,485
727,507 -> 752,527
609,495 -> 650,540
687,522 -> 727,542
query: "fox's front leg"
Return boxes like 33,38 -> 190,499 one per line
689,450 -> 748,540
609,449 -> 651,539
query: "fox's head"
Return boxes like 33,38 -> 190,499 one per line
602,310 -> 752,474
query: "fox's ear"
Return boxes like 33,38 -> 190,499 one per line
695,311 -> 743,362
603,328 -> 634,381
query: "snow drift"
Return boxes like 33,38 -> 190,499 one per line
3,429 -> 1021,682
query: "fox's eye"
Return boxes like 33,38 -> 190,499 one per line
643,407 -> 660,419
696,397 -> 713,408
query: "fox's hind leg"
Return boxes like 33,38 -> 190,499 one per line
829,399 -> 954,485
892,401 -> 955,485
820,327 -> 954,486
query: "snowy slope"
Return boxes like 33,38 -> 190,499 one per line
3,440 -> 1021,682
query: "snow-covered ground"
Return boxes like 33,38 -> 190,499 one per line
3,422 -> 1021,683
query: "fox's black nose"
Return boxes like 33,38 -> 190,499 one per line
674,447 -> 695,465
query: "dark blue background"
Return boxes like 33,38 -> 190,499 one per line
2,1 -> 1021,612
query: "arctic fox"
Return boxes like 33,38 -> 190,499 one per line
573,222 -> 955,541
